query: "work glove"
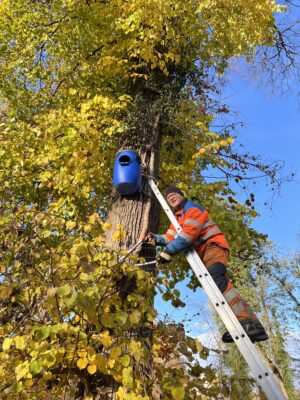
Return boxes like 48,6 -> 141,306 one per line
156,248 -> 172,264
139,232 -> 155,245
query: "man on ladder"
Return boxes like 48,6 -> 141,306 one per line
146,185 -> 268,344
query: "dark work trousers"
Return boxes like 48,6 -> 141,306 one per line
201,243 -> 257,321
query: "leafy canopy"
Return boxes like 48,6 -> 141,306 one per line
0,0 -> 285,398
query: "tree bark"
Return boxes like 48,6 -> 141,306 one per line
101,91 -> 165,398
105,111 -> 162,263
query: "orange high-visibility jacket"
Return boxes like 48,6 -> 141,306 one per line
160,200 -> 230,256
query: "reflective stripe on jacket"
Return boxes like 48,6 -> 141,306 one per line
165,200 -> 230,255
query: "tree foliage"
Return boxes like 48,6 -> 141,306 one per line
0,0 -> 292,398
210,243 -> 299,399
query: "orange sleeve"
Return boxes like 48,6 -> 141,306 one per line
165,223 -> 177,243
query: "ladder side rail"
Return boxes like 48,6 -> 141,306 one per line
149,179 -> 287,400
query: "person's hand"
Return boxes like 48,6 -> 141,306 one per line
144,232 -> 154,242
156,248 -> 172,264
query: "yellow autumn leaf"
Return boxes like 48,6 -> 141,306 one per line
3,337 -> 14,350
110,346 -> 122,359
122,367 -> 133,388
15,336 -> 26,350
170,387 -> 185,400
102,222 -> 111,230
99,331 -> 114,348
47,287 -> 57,297
77,350 -> 87,358
116,387 -> 126,400
129,310 -> 141,325
94,236 -> 103,245
219,139 -> 228,146
0,286 -> 12,298
95,353 -> 108,371
84,224 -> 91,232
130,340 -> 142,362
15,361 -> 30,381
43,371 -> 52,380
87,364 -> 97,375
88,213 -> 98,224
112,224 -> 126,241
107,359 -> 115,369
77,358 -> 88,370
119,355 -> 130,367
66,220 -> 76,230
24,379 -> 33,388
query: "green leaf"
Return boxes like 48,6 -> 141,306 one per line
63,292 -> 77,306
11,381 -> 23,394
114,311 -> 128,326
57,285 -> 72,296
29,359 -> 42,375
122,367 -> 133,388
101,311 -> 128,328
195,340 -> 204,353
119,355 -> 130,367
136,270 -> 146,280
190,363 -> 204,377
100,314 -> 115,328
42,352 -> 56,368
35,326 -> 50,341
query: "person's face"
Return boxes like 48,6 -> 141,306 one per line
167,192 -> 184,209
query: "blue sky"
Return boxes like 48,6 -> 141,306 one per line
222,72 -> 300,254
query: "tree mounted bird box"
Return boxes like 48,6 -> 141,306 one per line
113,150 -> 142,195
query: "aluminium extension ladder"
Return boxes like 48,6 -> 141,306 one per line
148,179 -> 287,400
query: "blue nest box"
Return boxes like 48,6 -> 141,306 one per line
113,150 -> 142,195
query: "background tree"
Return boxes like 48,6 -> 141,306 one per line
204,243 -> 299,399
232,0 -> 300,97
0,0 -> 295,398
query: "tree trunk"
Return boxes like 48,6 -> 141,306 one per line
100,89 -> 166,398
105,111 -> 162,263
105,108 -> 162,325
